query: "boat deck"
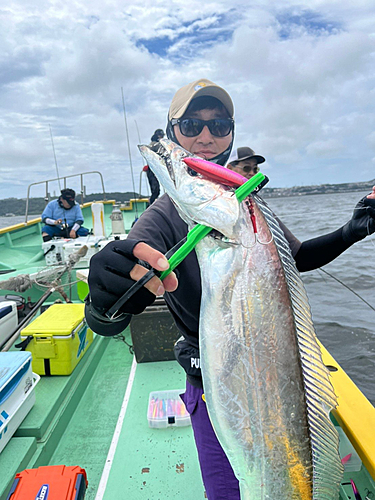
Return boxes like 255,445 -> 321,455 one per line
0,330 -> 205,500
0,200 -> 148,304
2,325 -> 375,499
1,213 -> 375,499
0,199 -> 148,277
98,359 -> 204,500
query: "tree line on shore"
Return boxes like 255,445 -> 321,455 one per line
1,178 -> 374,216
0,192 -> 144,216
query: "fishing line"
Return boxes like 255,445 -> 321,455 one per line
367,218 -> 375,249
316,268 -> 375,314
134,119 -> 142,144
134,119 -> 149,199
49,124 -> 61,192
113,332 -> 134,355
193,184 -> 226,217
121,87 -> 139,219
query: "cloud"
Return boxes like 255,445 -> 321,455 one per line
305,138 -> 342,158
0,0 -> 374,199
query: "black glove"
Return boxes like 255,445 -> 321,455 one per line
88,239 -> 156,315
342,194 -> 375,244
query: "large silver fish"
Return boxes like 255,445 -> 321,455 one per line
138,139 -> 343,499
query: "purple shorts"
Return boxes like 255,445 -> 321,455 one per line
180,381 -> 240,500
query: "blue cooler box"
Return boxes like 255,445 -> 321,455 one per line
0,352 -> 39,454
0,301 -> 18,347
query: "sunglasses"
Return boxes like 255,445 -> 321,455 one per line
171,118 -> 234,138
62,196 -> 75,206
241,165 -> 259,173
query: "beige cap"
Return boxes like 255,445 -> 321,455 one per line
168,79 -> 234,120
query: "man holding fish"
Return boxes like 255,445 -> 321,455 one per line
86,79 -> 375,499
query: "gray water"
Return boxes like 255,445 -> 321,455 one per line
1,192 -> 374,403
267,191 -> 375,405
0,215 -> 39,228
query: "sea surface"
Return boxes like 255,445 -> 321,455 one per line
266,190 -> 375,405
0,215 -> 39,228
1,192 -> 374,404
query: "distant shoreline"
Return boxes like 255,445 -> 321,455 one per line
0,180 -> 374,216
261,179 -> 375,198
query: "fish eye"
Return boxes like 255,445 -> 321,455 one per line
187,167 -> 199,176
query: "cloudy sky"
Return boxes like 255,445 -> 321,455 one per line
1,0 -> 374,200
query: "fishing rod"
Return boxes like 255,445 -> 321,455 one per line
317,268 -> 375,314
49,124 -> 62,193
0,245 -> 88,351
134,119 -> 142,143
1,288 -> 56,352
134,119 -> 149,199
121,87 -> 139,220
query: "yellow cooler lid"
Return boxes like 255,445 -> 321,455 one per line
21,303 -> 85,336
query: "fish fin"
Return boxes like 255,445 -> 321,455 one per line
255,195 -> 344,499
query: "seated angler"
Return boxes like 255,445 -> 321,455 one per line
41,189 -> 89,242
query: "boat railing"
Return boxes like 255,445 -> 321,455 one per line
24,171 -> 107,223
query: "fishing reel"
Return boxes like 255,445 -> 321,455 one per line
59,221 -> 71,238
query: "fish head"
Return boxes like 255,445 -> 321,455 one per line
138,139 -> 240,238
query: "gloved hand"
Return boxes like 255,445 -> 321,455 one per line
342,190 -> 375,244
88,239 -> 177,316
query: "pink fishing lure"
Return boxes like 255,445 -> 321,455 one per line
183,157 -> 247,188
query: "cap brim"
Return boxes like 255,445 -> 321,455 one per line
178,86 -> 234,119
170,80 -> 234,119
251,155 -> 265,164
228,154 -> 265,164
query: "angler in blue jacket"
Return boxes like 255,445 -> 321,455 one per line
41,188 -> 89,242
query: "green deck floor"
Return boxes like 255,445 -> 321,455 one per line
47,334 -> 135,499
1,328 -> 204,500
0,334 -> 112,500
1,323 -> 374,499
100,360 -> 205,500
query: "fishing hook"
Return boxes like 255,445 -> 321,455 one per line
242,198 -> 273,247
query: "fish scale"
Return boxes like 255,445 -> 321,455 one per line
198,210 -> 311,498
138,139 -> 343,499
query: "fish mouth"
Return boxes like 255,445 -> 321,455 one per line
148,139 -> 240,240
156,140 -> 201,183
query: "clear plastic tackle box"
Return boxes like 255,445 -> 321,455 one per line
147,389 -> 191,428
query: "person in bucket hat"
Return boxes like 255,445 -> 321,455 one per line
227,146 -> 266,179
86,78 -> 375,499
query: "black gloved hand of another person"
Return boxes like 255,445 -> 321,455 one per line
88,239 -> 156,316
342,193 -> 375,244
